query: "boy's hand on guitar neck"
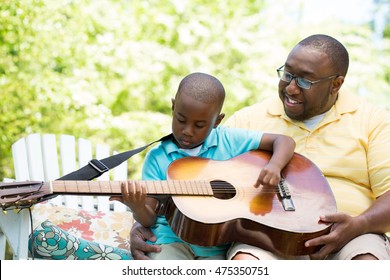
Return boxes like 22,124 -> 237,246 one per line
109,181 -> 147,212
121,181 -> 147,212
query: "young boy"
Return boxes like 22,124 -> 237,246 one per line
118,72 -> 295,259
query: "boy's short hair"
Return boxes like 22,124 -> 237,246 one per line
176,72 -> 225,108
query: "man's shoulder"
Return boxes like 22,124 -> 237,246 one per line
234,96 -> 277,115
224,96 -> 280,129
338,91 -> 389,116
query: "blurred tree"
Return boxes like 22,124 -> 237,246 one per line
1,0 -> 389,180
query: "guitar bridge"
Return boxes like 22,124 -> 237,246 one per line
278,178 -> 295,211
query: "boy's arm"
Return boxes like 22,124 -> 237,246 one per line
259,133 -> 296,169
255,133 -> 296,187
132,201 -> 157,228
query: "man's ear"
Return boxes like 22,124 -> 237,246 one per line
214,113 -> 225,128
171,98 -> 175,111
331,76 -> 344,95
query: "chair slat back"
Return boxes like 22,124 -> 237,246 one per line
42,134 -> 62,206
11,133 -> 129,212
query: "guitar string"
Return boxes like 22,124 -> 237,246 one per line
3,183 -> 288,211
86,183 -> 281,194
144,182 -> 281,194
53,181 -> 283,194
46,181 -> 284,198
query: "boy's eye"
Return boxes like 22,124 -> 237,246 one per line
195,124 -> 205,129
176,117 -> 185,123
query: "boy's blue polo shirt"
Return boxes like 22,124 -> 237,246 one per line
142,126 -> 263,257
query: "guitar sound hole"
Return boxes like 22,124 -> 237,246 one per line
210,180 -> 236,200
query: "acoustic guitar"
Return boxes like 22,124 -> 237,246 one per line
0,150 -> 337,256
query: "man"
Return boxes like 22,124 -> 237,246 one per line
129,34 -> 390,260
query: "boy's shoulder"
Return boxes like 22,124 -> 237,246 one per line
145,137 -> 179,159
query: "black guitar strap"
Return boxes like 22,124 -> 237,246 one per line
58,133 -> 173,181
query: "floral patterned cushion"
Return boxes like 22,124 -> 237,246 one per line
30,220 -> 133,260
30,202 -> 134,260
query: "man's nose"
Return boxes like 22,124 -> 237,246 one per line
285,78 -> 301,94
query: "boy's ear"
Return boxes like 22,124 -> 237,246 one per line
214,113 -> 225,128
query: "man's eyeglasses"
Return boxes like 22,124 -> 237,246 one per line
277,65 -> 338,90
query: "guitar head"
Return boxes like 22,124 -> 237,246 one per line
0,181 -> 53,210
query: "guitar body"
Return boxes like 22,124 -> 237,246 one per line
0,150 -> 336,256
163,150 -> 337,256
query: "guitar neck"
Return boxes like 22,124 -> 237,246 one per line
49,180 -> 214,197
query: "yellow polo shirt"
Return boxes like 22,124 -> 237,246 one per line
225,91 -> 390,216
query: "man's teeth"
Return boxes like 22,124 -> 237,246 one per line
287,97 -> 299,104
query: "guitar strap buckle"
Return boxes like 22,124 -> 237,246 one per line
88,159 -> 109,175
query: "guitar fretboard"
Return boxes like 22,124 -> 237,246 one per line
50,180 -> 214,196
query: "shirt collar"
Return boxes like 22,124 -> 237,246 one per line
162,128 -> 219,155
268,91 -> 358,121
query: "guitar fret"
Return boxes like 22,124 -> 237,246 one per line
162,181 -> 167,194
192,181 -> 197,195
190,180 -> 195,195
172,180 -> 180,194
149,181 -> 155,194
67,180 -> 78,193
187,180 -> 192,195
164,181 -> 171,194
107,181 -> 112,193
205,181 -> 210,195
172,180 -> 177,194
171,180 -> 177,194
92,181 -> 99,193
169,181 -> 175,194
108,181 -> 114,194
101,181 -> 110,194
144,181 -> 150,194
184,180 -> 190,195
197,181 -> 202,195
152,181 -> 157,195
199,181 -> 203,195
180,181 -> 186,195
174,180 -> 181,195
87,181 -> 90,193
156,181 -> 165,194
205,181 -> 212,195
159,181 -> 165,194
201,181 -> 207,195
178,180 -> 184,194
83,181 -> 90,194
168,180 -> 174,194
190,180 -> 197,195
203,181 -> 210,195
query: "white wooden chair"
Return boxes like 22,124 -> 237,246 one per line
0,133 -> 131,260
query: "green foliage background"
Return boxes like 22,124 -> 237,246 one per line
1,0 -> 389,180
